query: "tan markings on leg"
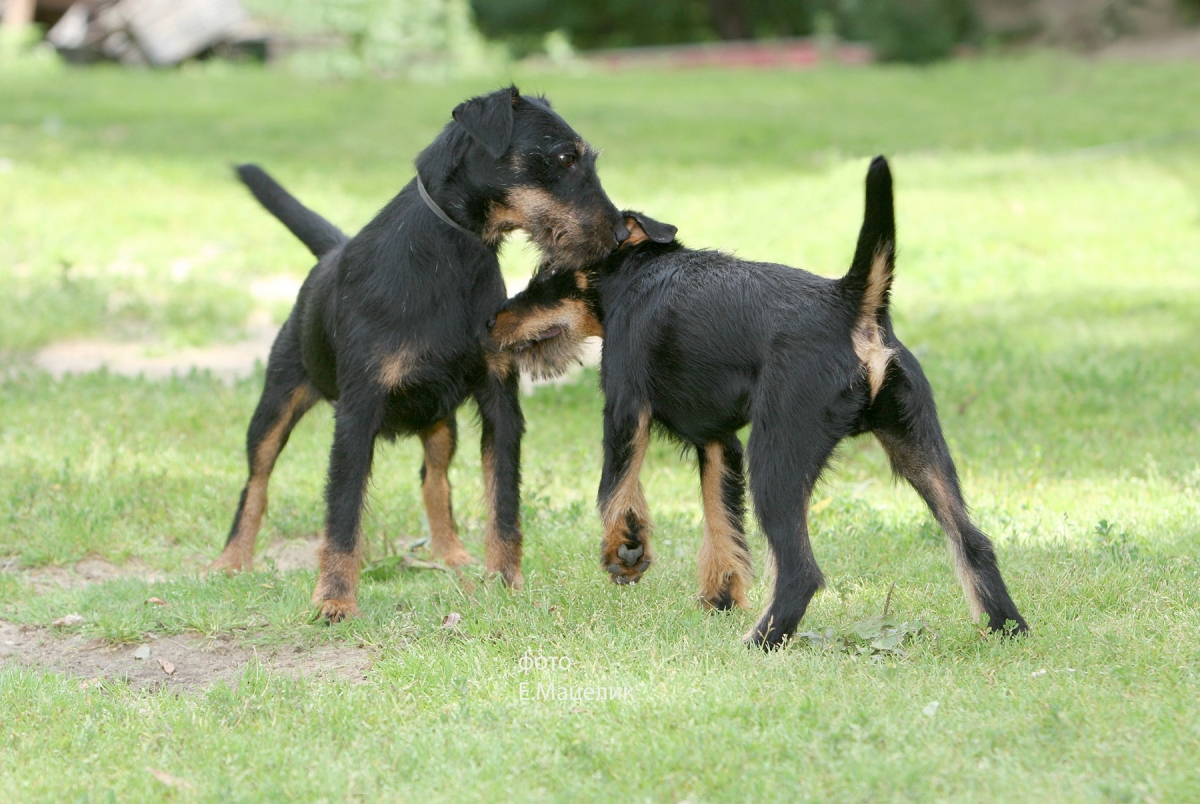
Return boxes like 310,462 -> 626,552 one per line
377,347 -> 418,389
697,442 -> 752,610
852,250 -> 897,399
312,536 -> 362,622
600,409 -> 653,581
924,469 -> 985,621
482,444 -> 523,588
491,299 -> 602,380
420,420 -> 471,567
211,384 -> 317,574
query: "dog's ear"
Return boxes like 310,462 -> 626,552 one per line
622,211 -> 677,247
453,86 -> 519,160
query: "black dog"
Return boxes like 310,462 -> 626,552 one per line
490,157 -> 1028,648
211,86 -> 628,621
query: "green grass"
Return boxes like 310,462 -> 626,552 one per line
2,55 -> 1200,802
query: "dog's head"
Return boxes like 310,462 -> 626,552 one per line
434,86 -> 629,269
489,211 -> 676,378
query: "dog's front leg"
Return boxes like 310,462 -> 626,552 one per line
475,366 -> 525,588
697,437 -> 753,610
598,405 -> 653,584
312,386 -> 386,622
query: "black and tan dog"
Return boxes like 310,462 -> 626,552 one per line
211,87 -> 628,621
490,156 -> 1028,648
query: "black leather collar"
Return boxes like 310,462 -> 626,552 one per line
416,174 -> 479,240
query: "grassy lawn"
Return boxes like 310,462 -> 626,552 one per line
2,55 -> 1200,801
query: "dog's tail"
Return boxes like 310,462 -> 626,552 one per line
840,155 -> 896,318
235,164 -> 349,259
840,156 -> 897,398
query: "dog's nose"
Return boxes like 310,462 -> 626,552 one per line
487,316 -> 497,329
613,220 -> 630,244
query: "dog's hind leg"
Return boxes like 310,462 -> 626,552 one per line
745,401 -> 839,649
212,322 -> 319,574
871,346 -> 1028,635
313,385 -> 387,622
598,405 -> 653,584
475,367 -> 526,588
697,436 -> 753,611
420,418 -> 472,567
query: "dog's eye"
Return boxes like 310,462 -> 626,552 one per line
558,153 -> 576,169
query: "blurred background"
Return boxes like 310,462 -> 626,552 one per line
3,0 -> 1200,73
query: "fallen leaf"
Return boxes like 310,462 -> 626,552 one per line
441,612 -> 462,628
922,701 -> 940,718
51,613 -> 84,627
147,768 -> 195,790
132,645 -> 151,660
157,657 -> 176,676
146,597 -> 169,606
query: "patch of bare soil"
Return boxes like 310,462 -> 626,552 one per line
0,620 -> 373,690
33,328 -> 279,385
1096,29 -> 1200,60
260,534 -> 321,573
1,555 -> 165,594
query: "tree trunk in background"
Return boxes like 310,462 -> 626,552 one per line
707,0 -> 752,40
3,0 -> 37,30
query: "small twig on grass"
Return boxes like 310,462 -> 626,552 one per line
882,582 -> 896,618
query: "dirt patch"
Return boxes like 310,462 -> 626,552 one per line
0,620 -> 373,690
261,534 -> 321,573
33,328 -> 279,385
1096,29 -> 1200,60
1,555 -> 165,595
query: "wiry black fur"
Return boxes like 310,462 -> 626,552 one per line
492,156 -> 1028,649
212,87 -> 627,619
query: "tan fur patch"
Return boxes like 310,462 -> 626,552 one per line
925,470 -> 985,621
378,347 -> 418,389
483,186 -> 608,268
491,299 -> 602,380
697,442 -> 752,610
420,421 -> 471,567
600,409 -> 653,574
852,250 -> 897,399
482,445 -> 523,588
312,537 -> 363,621
622,216 -> 650,247
211,385 -> 318,574
484,349 -> 513,380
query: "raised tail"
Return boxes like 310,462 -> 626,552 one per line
235,164 -> 349,259
841,156 -> 897,398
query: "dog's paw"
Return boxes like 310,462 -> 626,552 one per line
208,551 -> 251,576
603,541 -> 651,585
698,572 -> 750,612
317,598 -> 360,623
699,589 -> 743,612
435,547 -> 476,569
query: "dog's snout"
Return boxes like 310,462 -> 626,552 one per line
487,315 -> 497,329
613,220 -> 631,245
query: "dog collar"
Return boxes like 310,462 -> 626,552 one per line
416,173 -> 480,240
